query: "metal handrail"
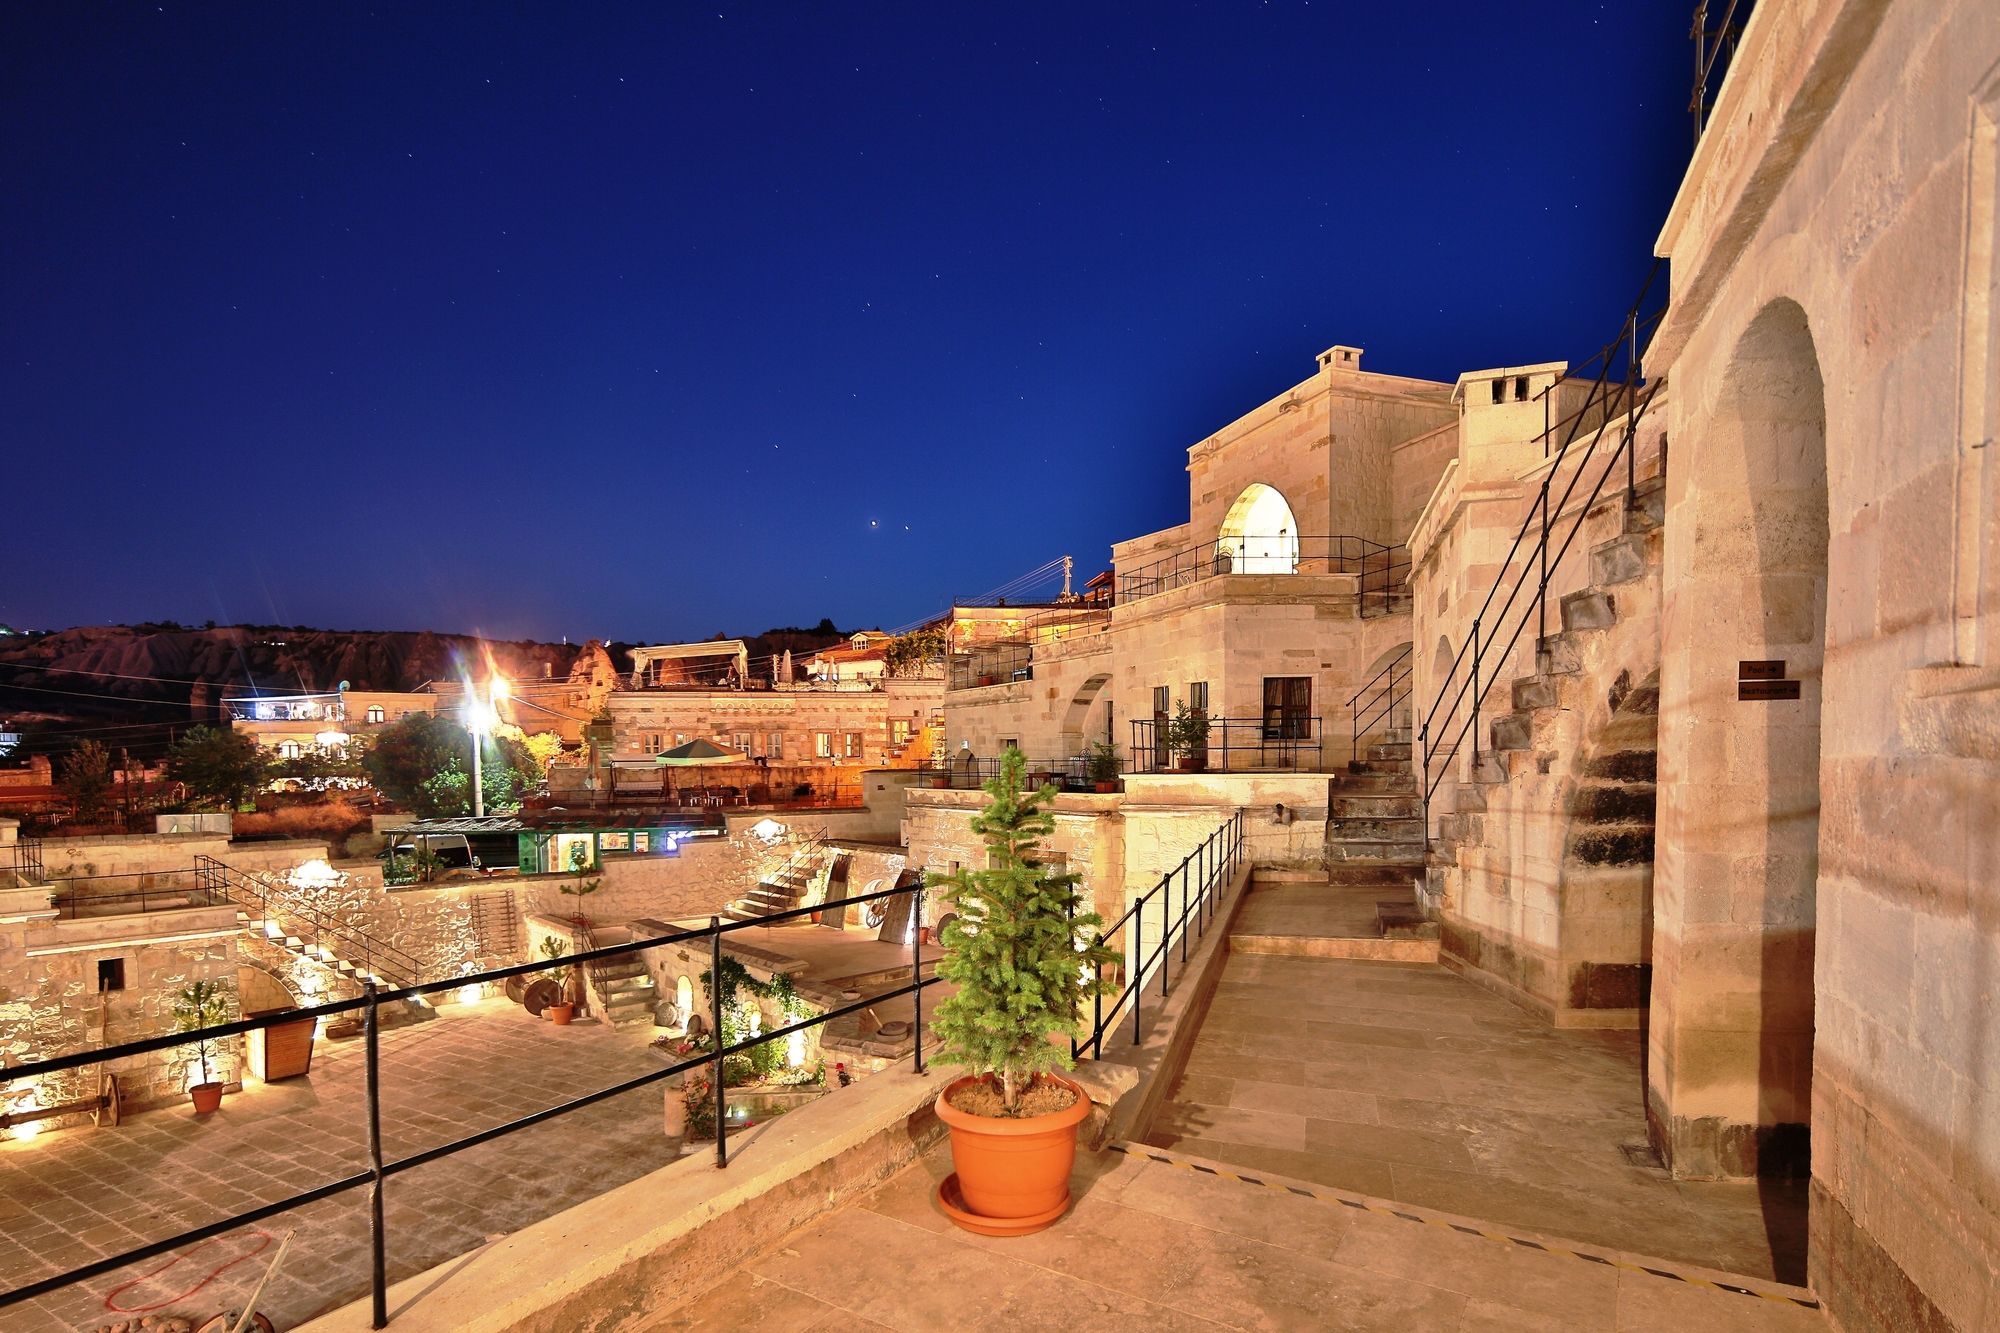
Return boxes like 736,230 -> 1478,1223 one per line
1348,644 -> 1413,765
1074,811 -> 1242,1059
1418,375 -> 1666,817
0,876 -> 942,1326
1690,0 -> 1753,147
196,855 -> 426,988
1115,534 -> 1401,606
1126,716 -> 1322,774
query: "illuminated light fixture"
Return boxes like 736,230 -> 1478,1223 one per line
787,1029 -> 808,1068
9,1120 -> 40,1143
749,818 -> 786,844
314,730 -> 351,750
288,859 -> 341,891
456,984 -> 482,1006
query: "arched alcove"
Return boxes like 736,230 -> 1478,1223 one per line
1218,483 -> 1300,575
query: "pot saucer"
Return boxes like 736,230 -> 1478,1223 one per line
936,1172 -> 1071,1236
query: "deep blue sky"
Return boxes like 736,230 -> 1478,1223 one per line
3,3 -> 1690,644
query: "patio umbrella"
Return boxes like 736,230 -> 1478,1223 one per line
654,738 -> 747,801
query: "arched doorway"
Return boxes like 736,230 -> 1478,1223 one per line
1059,672 -> 1113,758
1651,298 -> 1827,1181
1219,483 -> 1299,575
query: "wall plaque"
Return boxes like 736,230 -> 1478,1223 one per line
1738,678 -> 1802,701
1738,660 -> 1786,680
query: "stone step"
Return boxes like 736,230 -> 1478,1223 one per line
1353,756 -> 1413,776
1570,782 -> 1657,822
1327,834 -> 1429,861
1327,816 -> 1425,843
1511,675 -> 1558,712
595,973 -> 654,995
1471,754 -> 1509,785
1591,531 -> 1653,587
1538,632 -> 1583,676
1365,742 -> 1411,763
1376,900 -> 1439,941
1560,589 -> 1617,632
1629,474 -> 1666,531
1324,858 -> 1424,886
1329,793 -> 1421,819
1230,932 -> 1438,963
1489,712 -> 1534,752
1332,771 -> 1418,794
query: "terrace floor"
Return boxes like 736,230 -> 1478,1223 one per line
1147,951 -> 1810,1286
0,997 -> 678,1332
661,1137 -> 1824,1331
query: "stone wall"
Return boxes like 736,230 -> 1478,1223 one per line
1645,0 -> 2000,1324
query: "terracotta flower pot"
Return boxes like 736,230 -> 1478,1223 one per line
188,1082 -> 225,1115
547,1003 -> 575,1026
934,1073 -> 1091,1236
1093,780 -> 1117,794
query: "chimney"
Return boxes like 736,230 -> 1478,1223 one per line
1317,345 -> 1364,373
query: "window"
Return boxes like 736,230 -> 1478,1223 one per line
890,719 -> 913,746
815,732 -> 834,759
1514,375 -> 1529,402
365,705 -> 385,724
97,958 -> 125,992
733,733 -> 752,757
1491,379 -> 1505,404
643,733 -> 663,755
845,732 -> 864,758
1262,677 -> 1313,741
767,732 -> 784,760
277,740 -> 302,759
1189,681 -> 1208,715
1151,686 -> 1171,766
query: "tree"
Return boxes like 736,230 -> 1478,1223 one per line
884,625 -> 948,678
931,748 -> 1118,1112
362,712 -> 537,817
166,727 -> 269,810
60,740 -> 116,822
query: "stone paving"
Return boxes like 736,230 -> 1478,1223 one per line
0,998 -> 678,1332
661,1137 -> 1824,1331
1148,951 -> 1810,1284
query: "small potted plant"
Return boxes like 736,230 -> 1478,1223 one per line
931,748 -> 1118,1236
1165,701 -> 1210,773
539,935 -> 577,1025
1086,742 -> 1120,793
172,979 -> 231,1114
559,865 -> 600,927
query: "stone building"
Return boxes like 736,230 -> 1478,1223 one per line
223,686 -> 438,759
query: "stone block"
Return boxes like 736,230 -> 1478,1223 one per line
1590,532 -> 1652,587
1560,590 -> 1617,632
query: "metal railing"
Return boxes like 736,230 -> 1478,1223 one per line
1115,534 -> 1405,607
1417,265 -> 1668,827
947,643 -> 1034,691
1126,715 -> 1323,774
0,878 -> 939,1329
1690,0 -> 1753,147
195,855 -> 426,989
1349,644 -> 1412,766
1075,811 -> 1243,1059
49,869 -> 229,919
3,836 -> 44,882
915,757 -> 1091,791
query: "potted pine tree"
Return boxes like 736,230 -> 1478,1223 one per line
931,748 -> 1118,1236
172,980 -> 231,1114
1086,742 -> 1121,793
1166,701 -> 1210,772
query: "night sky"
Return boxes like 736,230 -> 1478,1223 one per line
3,3 -> 1691,645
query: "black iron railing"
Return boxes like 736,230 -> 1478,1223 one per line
1416,265 -> 1668,828
0,877 -> 939,1329
3,836 -> 44,882
947,643 -> 1034,691
914,757 -> 1092,791
49,869 -> 229,919
1075,811 -> 1243,1059
1126,716 -> 1322,774
1348,644 -> 1412,766
1690,0 -> 1753,148
1115,534 -> 1405,607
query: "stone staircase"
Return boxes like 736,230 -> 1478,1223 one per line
585,955 -> 659,1028
1439,473 -> 1666,842
722,840 -> 827,924
1325,727 -> 1433,942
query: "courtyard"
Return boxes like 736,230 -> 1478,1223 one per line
0,999 -> 679,1331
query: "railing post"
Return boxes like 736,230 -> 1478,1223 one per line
365,980 -> 387,1331
1092,931 -> 1105,1059
710,916 -> 727,1169
1538,481 -> 1550,648
1627,314 -> 1639,505
910,886 -> 925,1075
1471,617 -> 1482,769
1132,909 -> 1144,1044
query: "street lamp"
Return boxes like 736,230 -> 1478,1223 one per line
466,678 -> 508,818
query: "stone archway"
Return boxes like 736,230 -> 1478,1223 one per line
1651,297 -> 1828,1180
1219,483 -> 1300,575
1059,672 -> 1113,757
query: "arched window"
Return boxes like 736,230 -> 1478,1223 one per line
1218,483 -> 1300,575
277,740 -> 302,760
365,705 -> 385,724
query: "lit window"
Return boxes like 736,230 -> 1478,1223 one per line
643,733 -> 662,755
815,732 -> 833,758
845,732 -> 863,758
365,706 -> 385,724
278,741 -> 302,759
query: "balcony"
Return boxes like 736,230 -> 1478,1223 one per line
946,604 -> 1111,691
1125,715 -> 1325,774
223,693 -> 344,723
1113,534 -> 1408,616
